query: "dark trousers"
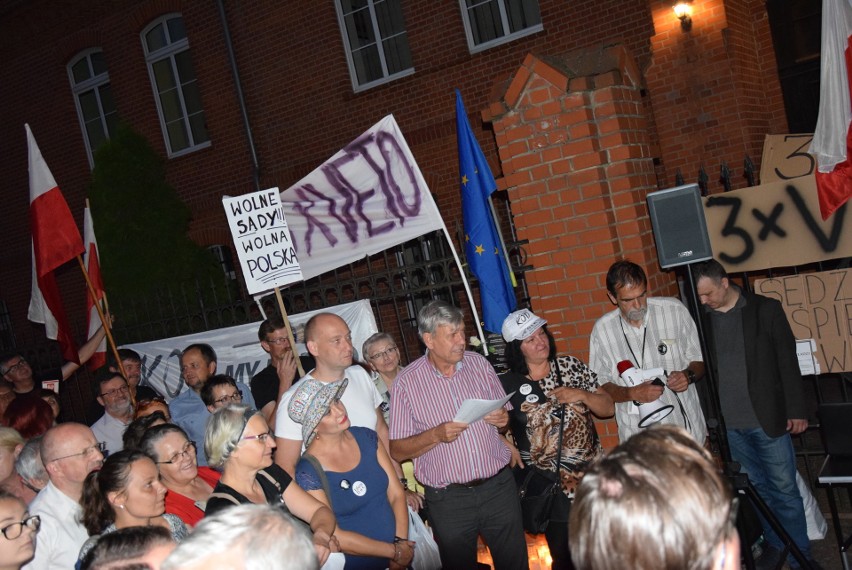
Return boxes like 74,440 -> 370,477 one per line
425,467 -> 529,570
544,520 -> 575,570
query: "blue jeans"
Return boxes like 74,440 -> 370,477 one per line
728,428 -> 811,563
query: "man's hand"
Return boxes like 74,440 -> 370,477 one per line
787,418 -> 808,435
483,408 -> 508,429
666,370 -> 689,392
405,489 -> 424,511
631,380 -> 664,403
275,349 -> 297,387
433,421 -> 468,443
501,435 -> 524,468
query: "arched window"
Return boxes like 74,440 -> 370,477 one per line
141,14 -> 210,157
68,49 -> 118,168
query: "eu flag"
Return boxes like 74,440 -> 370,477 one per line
455,90 -> 516,333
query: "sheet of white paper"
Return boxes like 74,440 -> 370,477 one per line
453,392 -> 514,423
796,339 -> 820,375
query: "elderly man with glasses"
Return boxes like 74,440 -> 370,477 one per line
24,423 -> 104,570
90,374 -> 135,456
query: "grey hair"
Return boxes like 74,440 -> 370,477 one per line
161,503 -> 318,570
362,332 -> 394,360
15,435 -> 48,491
417,300 -> 463,337
204,403 -> 258,468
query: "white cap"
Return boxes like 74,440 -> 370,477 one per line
501,309 -> 547,342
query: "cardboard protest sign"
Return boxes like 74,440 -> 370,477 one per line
759,134 -> 815,184
702,175 -> 851,273
223,188 -> 302,295
754,268 -> 852,374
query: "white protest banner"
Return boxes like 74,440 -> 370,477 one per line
124,300 -> 377,400
280,115 -> 445,282
223,188 -> 302,294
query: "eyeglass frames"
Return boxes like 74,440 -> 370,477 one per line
47,442 -> 106,463
156,441 -> 197,465
1,515 -> 40,540
368,346 -> 398,361
213,390 -> 243,406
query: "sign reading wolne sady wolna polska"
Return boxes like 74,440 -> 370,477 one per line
223,188 -> 303,295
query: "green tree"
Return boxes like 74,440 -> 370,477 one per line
87,124 -> 228,328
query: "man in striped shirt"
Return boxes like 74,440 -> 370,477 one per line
389,300 -> 528,570
589,260 -> 707,444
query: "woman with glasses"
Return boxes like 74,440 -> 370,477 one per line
0,489 -> 40,570
200,375 -> 243,412
290,378 -> 414,570
139,424 -> 220,527
78,450 -> 188,563
203,404 -> 339,567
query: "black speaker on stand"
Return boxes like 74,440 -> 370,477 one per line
646,184 -> 813,569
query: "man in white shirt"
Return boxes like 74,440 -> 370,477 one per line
25,423 -> 105,570
274,313 -> 386,475
90,374 -> 134,455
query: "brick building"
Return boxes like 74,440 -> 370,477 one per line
0,0 -> 816,443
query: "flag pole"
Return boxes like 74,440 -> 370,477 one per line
437,223 -> 488,355
487,196 -> 517,287
273,286 -> 305,377
76,255 -> 125,379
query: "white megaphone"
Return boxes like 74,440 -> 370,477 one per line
617,360 -> 675,428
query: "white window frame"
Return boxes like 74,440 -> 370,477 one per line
459,0 -> 543,54
68,48 -> 117,169
334,0 -> 415,92
141,13 -> 210,158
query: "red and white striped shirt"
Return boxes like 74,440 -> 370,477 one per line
389,350 -> 511,488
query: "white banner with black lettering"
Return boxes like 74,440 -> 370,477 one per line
125,300 -> 377,400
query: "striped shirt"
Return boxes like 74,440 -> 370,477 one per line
589,297 -> 707,443
389,351 -> 511,488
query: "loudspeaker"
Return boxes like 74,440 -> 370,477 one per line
646,184 -> 713,268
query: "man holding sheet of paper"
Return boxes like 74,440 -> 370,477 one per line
389,300 -> 528,570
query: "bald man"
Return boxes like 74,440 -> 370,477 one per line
273,313 -> 386,475
25,423 -> 105,570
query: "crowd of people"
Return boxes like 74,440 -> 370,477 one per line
0,257 -> 824,569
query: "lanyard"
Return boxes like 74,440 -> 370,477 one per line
619,318 -> 646,369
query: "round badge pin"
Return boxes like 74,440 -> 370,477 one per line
525,394 -> 539,404
519,383 -> 532,395
352,481 -> 367,497
658,342 -> 668,355
340,479 -> 351,490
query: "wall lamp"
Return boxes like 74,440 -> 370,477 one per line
673,2 -> 693,32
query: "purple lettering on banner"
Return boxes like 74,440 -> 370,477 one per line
291,184 -> 340,255
375,130 -> 423,219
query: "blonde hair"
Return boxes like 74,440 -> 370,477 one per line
569,425 -> 735,570
0,426 -> 24,452
204,404 -> 258,468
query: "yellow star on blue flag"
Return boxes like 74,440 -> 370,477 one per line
456,89 -> 516,333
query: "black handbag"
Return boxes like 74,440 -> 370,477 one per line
516,403 -> 566,534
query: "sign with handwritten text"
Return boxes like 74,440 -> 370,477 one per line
223,188 -> 303,295
759,134 -> 815,184
703,175 -> 850,273
279,115 -> 445,282
754,269 -> 852,373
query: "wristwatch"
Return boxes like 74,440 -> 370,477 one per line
685,368 -> 697,384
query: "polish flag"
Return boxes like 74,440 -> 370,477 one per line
26,124 -> 84,364
810,0 -> 852,220
83,204 -> 106,370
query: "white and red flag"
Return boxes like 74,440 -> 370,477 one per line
810,0 -> 852,219
83,204 -> 106,370
26,124 -> 85,364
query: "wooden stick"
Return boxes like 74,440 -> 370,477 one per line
76,255 -> 126,379
274,286 -> 305,377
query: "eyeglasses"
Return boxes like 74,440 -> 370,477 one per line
242,430 -> 274,443
1,515 -> 40,539
368,346 -> 398,361
157,441 -> 197,465
264,337 -> 289,346
100,385 -> 130,399
214,390 -> 243,406
47,442 -> 106,463
1,358 -> 26,375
